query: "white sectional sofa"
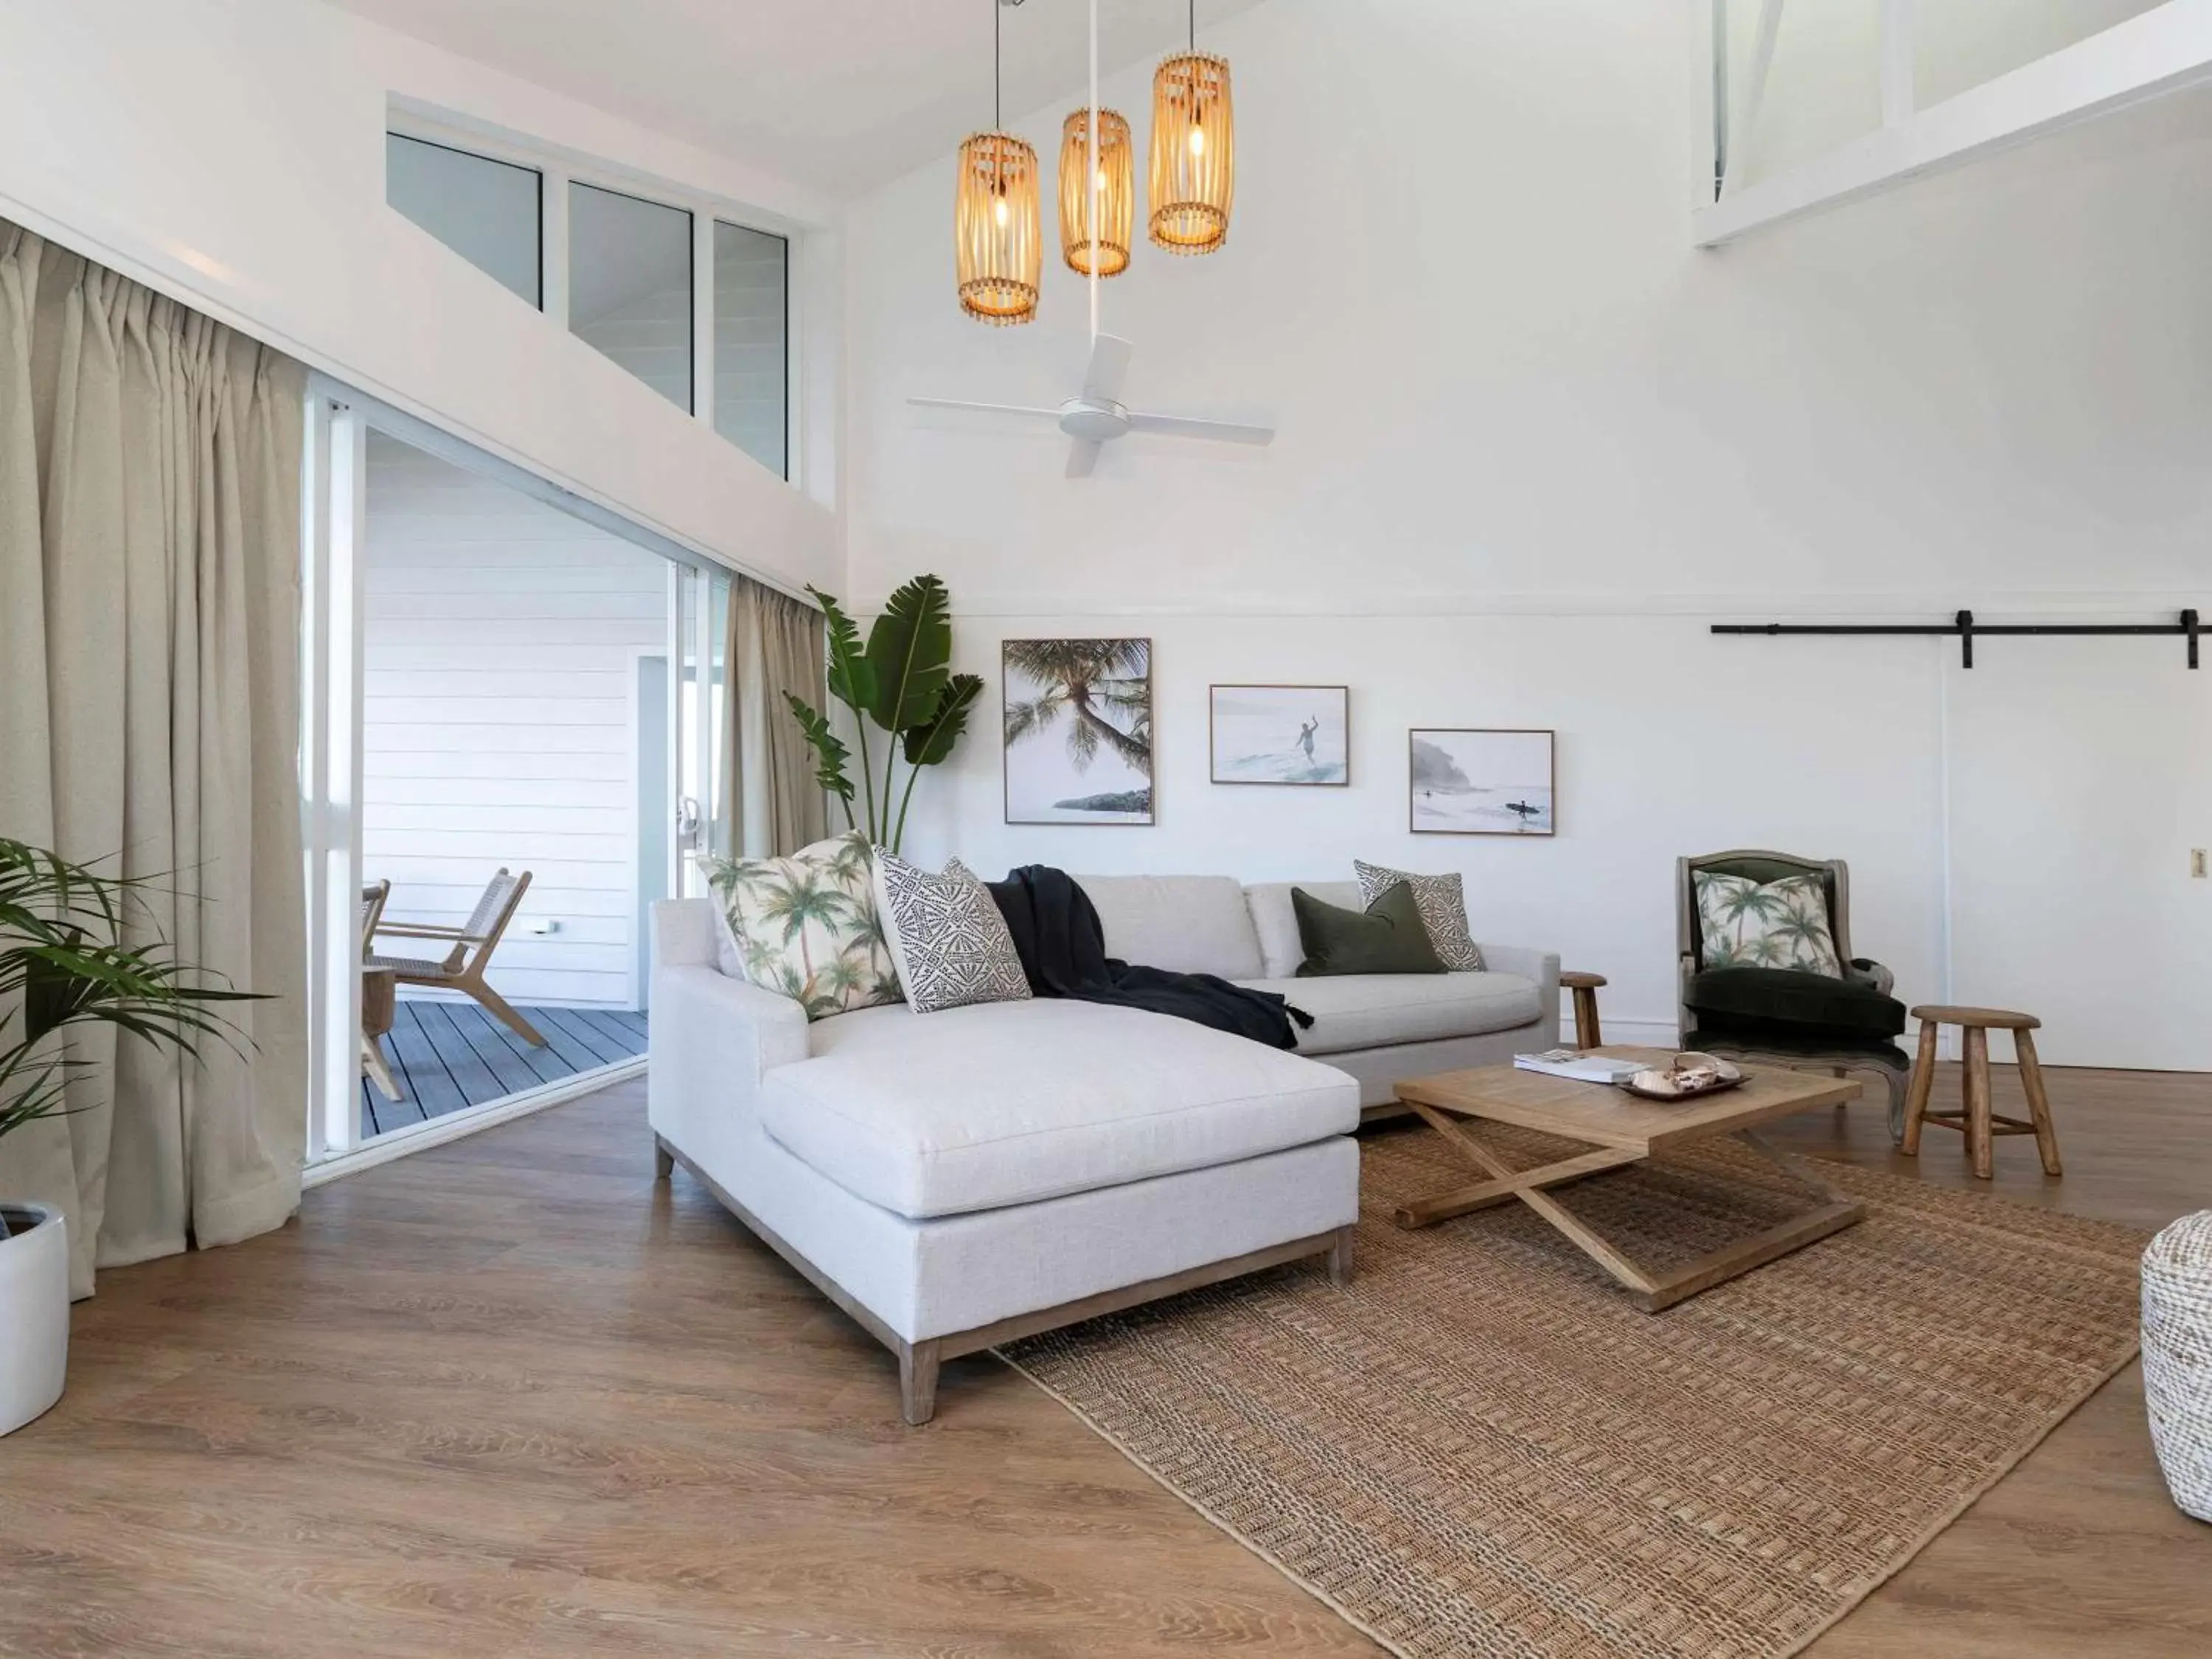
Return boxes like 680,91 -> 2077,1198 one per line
649,873 -> 1557,1423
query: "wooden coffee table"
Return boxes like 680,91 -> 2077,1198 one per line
1394,1049 -> 1864,1311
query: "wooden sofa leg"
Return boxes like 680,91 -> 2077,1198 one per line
899,1339 -> 942,1426
653,1135 -> 675,1181
1326,1225 -> 1355,1287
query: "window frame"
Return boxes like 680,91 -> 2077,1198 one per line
386,110 -> 803,486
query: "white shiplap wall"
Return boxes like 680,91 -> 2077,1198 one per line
364,432 -> 669,1010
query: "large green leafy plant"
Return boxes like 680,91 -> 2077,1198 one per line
0,839 -> 257,1239
787,574 -> 984,855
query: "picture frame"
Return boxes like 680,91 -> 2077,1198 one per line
1408,728 -> 1555,836
1208,684 -> 1350,787
1002,639 -> 1155,826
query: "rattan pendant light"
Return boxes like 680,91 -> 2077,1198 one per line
1148,0 -> 1234,254
956,0 -> 1040,325
1058,108 -> 1132,277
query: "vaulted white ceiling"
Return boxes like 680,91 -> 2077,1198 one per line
329,0 -> 1270,198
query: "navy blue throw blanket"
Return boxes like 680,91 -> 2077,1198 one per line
986,864 -> 1311,1051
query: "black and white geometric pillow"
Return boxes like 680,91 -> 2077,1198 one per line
1354,860 -> 1484,973
872,851 -> 1034,1015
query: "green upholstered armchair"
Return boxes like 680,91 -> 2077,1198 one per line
1676,849 -> 1910,1141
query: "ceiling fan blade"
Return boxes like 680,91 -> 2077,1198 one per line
908,396 -> 1063,422
1124,411 -> 1276,446
1065,439 -> 1103,478
1081,334 -> 1133,405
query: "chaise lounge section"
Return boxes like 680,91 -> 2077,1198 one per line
649,874 -> 1557,1422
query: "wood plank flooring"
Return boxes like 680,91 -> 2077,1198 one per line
363,998 -> 647,1137
1,1063 -> 2206,1658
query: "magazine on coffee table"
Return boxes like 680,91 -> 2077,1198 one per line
1511,1048 -> 1644,1085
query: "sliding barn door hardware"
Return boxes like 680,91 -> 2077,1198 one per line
1712,608 -> 2199,669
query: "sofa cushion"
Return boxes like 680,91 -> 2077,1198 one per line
698,832 -> 902,1020
872,852 -> 1032,1015
1247,880 -> 1362,979
1354,860 -> 1484,972
1074,874 -> 1265,979
759,999 -> 1357,1220
1234,970 -> 1543,1057
1684,967 -> 1905,1040
1292,883 -> 1445,976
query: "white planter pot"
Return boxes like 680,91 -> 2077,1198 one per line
0,1203 -> 69,1437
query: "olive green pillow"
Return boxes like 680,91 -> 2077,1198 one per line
1292,881 -> 1447,977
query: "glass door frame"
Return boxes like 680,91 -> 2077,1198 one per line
299,375 -> 732,1171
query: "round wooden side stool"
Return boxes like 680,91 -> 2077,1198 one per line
1901,1004 -> 2062,1180
1560,971 -> 1606,1050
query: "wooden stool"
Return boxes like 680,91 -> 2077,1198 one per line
1901,1005 -> 2062,1180
361,967 -> 400,1103
1560,971 -> 1606,1049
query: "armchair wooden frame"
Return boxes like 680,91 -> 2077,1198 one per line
359,880 -> 400,1102
1676,849 -> 1909,1140
369,868 -> 546,1047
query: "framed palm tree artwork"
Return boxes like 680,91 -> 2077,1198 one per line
1002,639 -> 1154,825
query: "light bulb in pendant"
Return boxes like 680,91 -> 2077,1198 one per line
994,195 -> 1009,227
1189,128 -> 1206,156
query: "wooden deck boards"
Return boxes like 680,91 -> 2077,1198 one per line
361,998 -> 647,1138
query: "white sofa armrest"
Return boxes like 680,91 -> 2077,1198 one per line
648,937 -> 810,1159
654,896 -> 720,970
1476,943 -> 1562,1048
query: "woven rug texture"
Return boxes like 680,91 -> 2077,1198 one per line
1001,1125 -> 2146,1659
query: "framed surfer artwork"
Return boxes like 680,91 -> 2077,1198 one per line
1409,728 -> 1555,835
1208,685 -> 1349,786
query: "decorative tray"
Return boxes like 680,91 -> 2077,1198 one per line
1613,1054 -> 1747,1102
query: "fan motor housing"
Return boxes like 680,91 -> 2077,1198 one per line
1057,397 -> 1130,442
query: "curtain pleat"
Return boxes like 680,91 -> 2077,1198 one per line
0,222 -> 306,1296
726,577 -> 829,859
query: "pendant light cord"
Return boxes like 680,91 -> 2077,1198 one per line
1189,0 -> 1195,49
993,0 -> 1026,131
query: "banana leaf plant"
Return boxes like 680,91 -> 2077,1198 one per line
0,839 -> 260,1239
786,574 -> 984,855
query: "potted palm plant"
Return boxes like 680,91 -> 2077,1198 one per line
1,838 -> 255,1436
785,574 -> 985,855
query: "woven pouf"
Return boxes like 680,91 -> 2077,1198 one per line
2143,1210 -> 2212,1522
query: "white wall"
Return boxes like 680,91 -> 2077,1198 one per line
364,434 -> 668,1010
846,0 -> 2212,1066
0,0 -> 839,596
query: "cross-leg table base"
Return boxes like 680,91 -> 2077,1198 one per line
1392,1101 -> 1865,1312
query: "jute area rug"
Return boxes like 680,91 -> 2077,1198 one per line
1001,1124 -> 2146,1659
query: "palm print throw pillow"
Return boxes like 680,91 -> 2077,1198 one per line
1693,871 -> 1843,977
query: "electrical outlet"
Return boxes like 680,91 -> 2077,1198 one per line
2193,849 -> 2208,880
530,918 -> 563,935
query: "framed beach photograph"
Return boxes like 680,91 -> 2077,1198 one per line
1003,639 -> 1154,825
1209,685 -> 1349,786
1409,728 -> 1555,835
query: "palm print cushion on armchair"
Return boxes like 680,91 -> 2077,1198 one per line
1692,870 -> 1843,977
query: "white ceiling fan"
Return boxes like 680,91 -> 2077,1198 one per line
909,333 -> 1273,477
908,0 -> 1274,478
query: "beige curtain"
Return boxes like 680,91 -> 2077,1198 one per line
726,577 -> 829,858
0,223 -> 307,1298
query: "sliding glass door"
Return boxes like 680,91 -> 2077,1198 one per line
300,385 -> 725,1167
